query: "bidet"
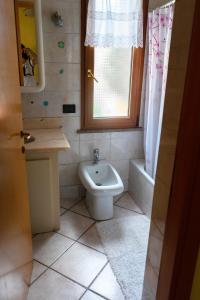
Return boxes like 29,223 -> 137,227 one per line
78,160 -> 124,220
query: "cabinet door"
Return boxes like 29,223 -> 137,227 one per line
27,159 -> 54,233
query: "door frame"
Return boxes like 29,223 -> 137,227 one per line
156,0 -> 200,298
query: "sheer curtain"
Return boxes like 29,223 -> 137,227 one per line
85,0 -> 143,48
144,4 -> 174,179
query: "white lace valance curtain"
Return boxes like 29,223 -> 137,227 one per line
85,0 -> 143,48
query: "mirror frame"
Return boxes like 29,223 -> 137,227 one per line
16,0 -> 45,93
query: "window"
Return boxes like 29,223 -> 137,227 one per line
81,0 -> 147,130
93,48 -> 132,118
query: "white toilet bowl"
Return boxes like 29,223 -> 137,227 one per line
78,160 -> 124,220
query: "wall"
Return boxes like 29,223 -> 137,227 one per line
142,0 -> 196,298
22,0 -> 144,200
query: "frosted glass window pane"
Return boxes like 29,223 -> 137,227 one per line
93,48 -> 132,118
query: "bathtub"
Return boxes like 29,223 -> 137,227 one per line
128,159 -> 154,218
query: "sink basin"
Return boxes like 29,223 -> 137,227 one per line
84,162 -> 119,187
79,160 -> 124,193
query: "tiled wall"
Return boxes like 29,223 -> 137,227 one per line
142,0 -> 196,298
22,0 -> 144,199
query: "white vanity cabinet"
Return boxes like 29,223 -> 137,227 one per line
26,152 -> 59,234
25,129 -> 70,234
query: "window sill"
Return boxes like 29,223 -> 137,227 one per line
77,127 -> 143,134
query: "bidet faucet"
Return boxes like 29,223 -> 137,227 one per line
93,148 -> 100,164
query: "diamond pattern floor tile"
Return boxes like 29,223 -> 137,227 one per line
51,243 -> 107,287
58,211 -> 94,240
78,224 -> 104,253
90,264 -> 124,300
71,200 -> 91,217
115,193 -> 143,213
32,232 -> 74,266
28,269 -> 85,300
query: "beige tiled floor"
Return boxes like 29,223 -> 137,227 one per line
81,290 -> 105,300
51,243 -> 107,287
60,197 -> 80,209
115,193 -> 143,214
28,192 -> 144,300
30,261 -> 47,284
71,200 -> 91,217
33,232 -> 74,266
90,264 -> 124,300
78,224 -> 105,253
58,211 -> 95,239
60,207 -> 66,215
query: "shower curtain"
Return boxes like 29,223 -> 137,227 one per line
144,4 -> 174,179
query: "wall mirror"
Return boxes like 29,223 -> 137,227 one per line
15,0 -> 45,93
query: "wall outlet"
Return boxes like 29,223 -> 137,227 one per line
63,104 -> 76,114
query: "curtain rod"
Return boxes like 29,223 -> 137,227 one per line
160,0 -> 175,9
149,0 -> 175,11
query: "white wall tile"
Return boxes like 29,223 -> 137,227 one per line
123,179 -> 129,192
110,131 -> 144,160
111,160 -> 130,181
110,160 -> 129,191
58,141 -> 80,164
62,91 -> 81,116
79,132 -> 111,141
43,91 -> 73,117
128,160 -> 154,218
60,185 -> 81,199
62,116 -> 80,141
43,90 -> 80,117
80,140 -> 111,162
79,132 -> 111,162
110,138 -> 131,160
45,63 -> 80,91
42,0 -> 80,34
110,130 -> 141,140
22,92 -> 46,118
59,163 -> 80,186
38,93 -> 61,117
44,33 -> 80,63
22,91 -> 80,118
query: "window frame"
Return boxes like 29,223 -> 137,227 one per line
81,0 -> 148,130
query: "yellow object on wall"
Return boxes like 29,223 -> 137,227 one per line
190,249 -> 200,300
18,7 -> 38,81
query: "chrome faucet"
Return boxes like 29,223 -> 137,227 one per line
93,148 -> 100,164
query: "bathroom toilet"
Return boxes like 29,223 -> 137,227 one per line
78,160 -> 124,220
